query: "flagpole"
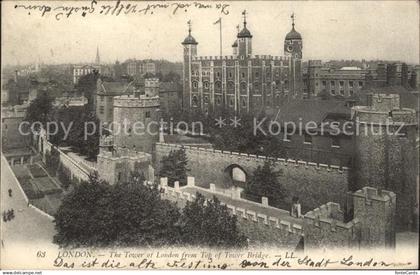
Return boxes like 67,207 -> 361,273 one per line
219,17 -> 222,56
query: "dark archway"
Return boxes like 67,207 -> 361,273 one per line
223,164 -> 248,188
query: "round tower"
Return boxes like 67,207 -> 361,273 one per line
284,13 -> 303,59
352,93 -> 418,230
182,20 -> 198,110
113,92 -> 160,154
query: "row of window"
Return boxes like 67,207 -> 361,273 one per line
193,81 -> 289,90
301,134 -> 340,147
321,80 -> 364,88
192,69 -> 288,79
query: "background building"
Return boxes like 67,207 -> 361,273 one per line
182,14 -> 303,114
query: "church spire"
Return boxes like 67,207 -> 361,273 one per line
95,46 -> 100,64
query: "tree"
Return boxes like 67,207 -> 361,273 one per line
24,92 -> 54,130
53,172 -> 112,247
244,161 -> 287,208
159,147 -> 189,186
53,172 -> 181,247
180,193 -> 247,248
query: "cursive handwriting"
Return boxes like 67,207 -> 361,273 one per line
14,0 -> 230,20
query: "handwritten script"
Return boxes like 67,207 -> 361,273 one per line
48,250 -> 414,270
13,0 -> 230,20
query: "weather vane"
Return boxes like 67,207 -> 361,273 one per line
187,20 -> 192,34
291,13 -> 295,28
242,10 -> 247,25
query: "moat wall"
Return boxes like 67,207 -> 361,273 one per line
155,143 -> 350,212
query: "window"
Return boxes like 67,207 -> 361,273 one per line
322,81 -> 326,87
229,72 -> 233,78
349,90 -> 354,96
359,81 -> 363,87
331,136 -> 340,148
242,98 -> 246,107
339,81 -> 344,87
216,97 -> 221,105
255,72 -> 259,78
204,82 -> 209,89
203,96 -> 209,104
241,72 -> 245,79
99,106 -> 104,114
229,98 -> 234,107
340,90 -> 345,96
330,81 -> 335,87
215,81 -> 221,89
192,96 -> 198,107
145,111 -> 150,118
216,72 -> 221,78
228,81 -> 234,89
192,82 -> 198,88
331,90 -> 336,95
304,134 -> 312,144
349,81 -> 354,87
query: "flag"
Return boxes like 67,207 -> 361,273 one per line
213,17 -> 221,25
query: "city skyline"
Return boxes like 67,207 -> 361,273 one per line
1,0 -> 419,66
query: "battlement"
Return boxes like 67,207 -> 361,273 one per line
159,177 -> 304,235
191,55 -> 292,62
156,142 -> 349,171
304,202 -> 359,235
113,95 -> 160,108
98,146 -> 152,162
352,186 -> 396,203
352,105 -> 417,125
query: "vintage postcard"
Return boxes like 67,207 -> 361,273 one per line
1,0 -> 419,271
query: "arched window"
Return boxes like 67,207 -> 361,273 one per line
192,81 -> 198,89
203,81 -> 209,89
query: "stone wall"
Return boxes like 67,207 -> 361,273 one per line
155,143 -> 350,212
36,131 -> 91,182
159,177 -> 303,249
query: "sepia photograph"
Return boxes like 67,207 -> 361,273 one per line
1,0 -> 419,271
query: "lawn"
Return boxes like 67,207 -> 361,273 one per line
28,164 -> 48,178
31,177 -> 62,195
19,178 -> 44,200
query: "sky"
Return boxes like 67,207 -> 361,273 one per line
1,0 -> 419,66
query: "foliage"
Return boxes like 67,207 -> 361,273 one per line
50,105 -> 101,160
180,193 -> 247,248
244,161 -> 287,208
24,92 -> 54,130
53,174 -> 247,248
57,164 -> 75,190
53,173 -> 181,248
45,147 -> 60,175
159,147 -> 189,186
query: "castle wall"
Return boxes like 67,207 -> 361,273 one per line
353,99 -> 418,230
36,132 -> 91,182
155,143 -> 349,212
160,179 -> 303,249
